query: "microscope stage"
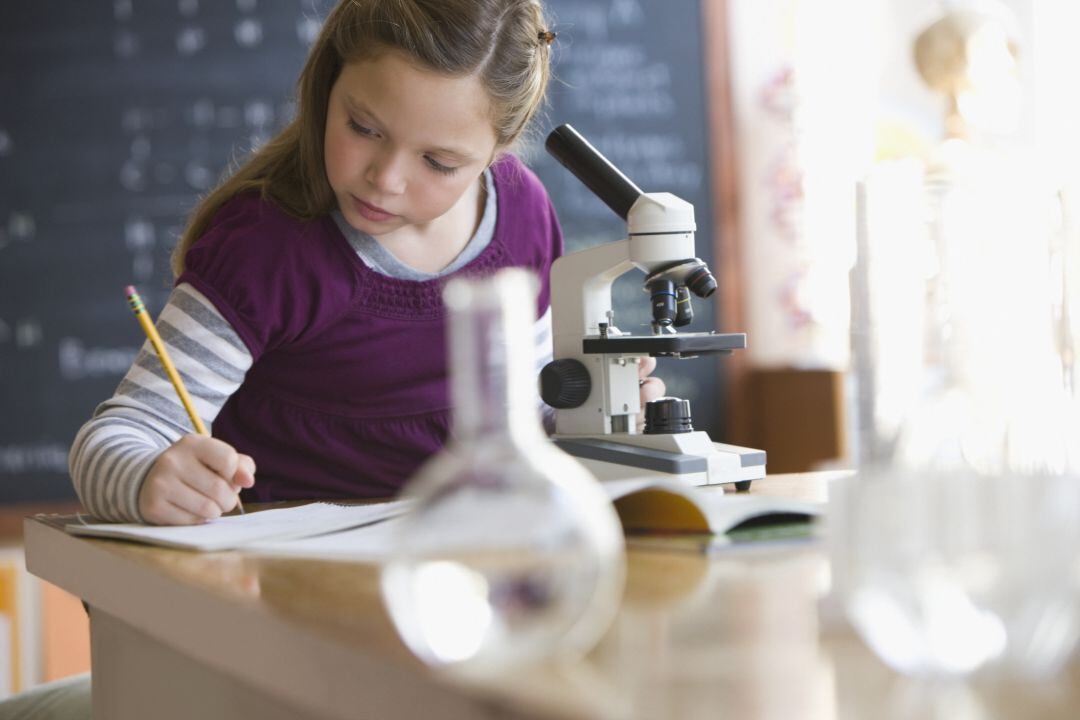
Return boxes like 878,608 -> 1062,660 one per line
582,331 -> 747,357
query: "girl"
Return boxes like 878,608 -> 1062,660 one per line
69,0 -> 665,526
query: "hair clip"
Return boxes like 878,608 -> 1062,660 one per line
538,30 -> 557,46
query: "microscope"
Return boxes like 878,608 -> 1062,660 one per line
540,125 -> 766,490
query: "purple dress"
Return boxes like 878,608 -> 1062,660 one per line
178,155 -> 562,501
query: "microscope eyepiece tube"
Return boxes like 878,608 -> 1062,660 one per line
545,124 -> 643,220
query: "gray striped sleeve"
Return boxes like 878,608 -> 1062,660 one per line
534,306 -> 553,370
69,283 -> 253,522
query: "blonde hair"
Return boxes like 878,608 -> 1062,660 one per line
171,0 -> 553,277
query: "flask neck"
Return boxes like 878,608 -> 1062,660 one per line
448,293 -> 545,445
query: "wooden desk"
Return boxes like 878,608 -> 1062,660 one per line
23,473 -> 1080,719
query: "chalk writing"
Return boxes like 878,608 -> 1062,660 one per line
58,339 -> 139,381
0,444 -> 69,475
0,319 -> 45,350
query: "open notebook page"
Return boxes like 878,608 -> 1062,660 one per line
65,500 -> 412,551
248,515 -> 405,561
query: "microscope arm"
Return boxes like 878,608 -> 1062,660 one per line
550,239 -> 635,346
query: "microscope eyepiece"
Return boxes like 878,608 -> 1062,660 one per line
685,266 -> 717,298
545,125 -> 643,220
648,278 -> 678,326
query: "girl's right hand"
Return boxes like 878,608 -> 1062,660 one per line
138,434 -> 256,525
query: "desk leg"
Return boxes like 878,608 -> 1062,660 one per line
90,608 -> 318,720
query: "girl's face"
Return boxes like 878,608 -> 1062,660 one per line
324,52 -> 499,238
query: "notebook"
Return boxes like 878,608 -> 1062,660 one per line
65,500 -> 412,551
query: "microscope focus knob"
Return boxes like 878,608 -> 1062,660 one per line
644,397 -> 693,434
540,359 -> 592,409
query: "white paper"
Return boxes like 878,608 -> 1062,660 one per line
248,515 -> 406,562
65,500 -> 412,551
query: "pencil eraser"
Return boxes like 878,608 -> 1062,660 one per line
125,285 -> 137,297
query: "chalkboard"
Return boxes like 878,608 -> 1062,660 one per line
0,0 -> 725,504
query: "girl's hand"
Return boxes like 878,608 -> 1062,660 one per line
138,435 -> 256,525
636,356 -> 666,432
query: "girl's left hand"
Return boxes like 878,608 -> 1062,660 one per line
637,356 -> 666,432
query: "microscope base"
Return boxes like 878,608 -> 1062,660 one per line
553,432 -> 766,490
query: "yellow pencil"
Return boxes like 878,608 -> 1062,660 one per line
125,286 -> 245,515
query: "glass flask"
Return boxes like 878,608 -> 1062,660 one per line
380,268 -> 626,676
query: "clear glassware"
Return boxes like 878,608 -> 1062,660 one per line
380,269 -> 626,676
829,469 -> 1080,679
844,77 -> 1080,679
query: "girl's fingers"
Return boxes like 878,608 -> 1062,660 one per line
186,435 -> 241,479
179,461 -> 241,512
161,498 -> 210,526
232,454 -> 257,489
640,376 -> 666,403
141,437 -> 253,524
169,478 -> 231,520
638,356 -> 657,379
